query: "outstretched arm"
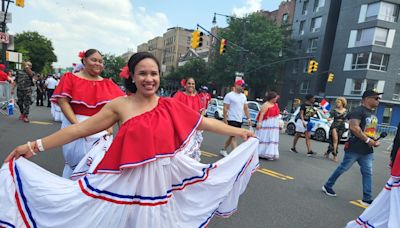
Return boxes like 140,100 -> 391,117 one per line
5,102 -> 119,162
198,117 -> 254,140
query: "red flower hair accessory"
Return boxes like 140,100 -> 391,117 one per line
180,79 -> 186,87
78,51 -> 85,59
119,65 -> 130,79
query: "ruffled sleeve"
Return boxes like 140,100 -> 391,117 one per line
173,91 -> 203,113
94,98 -> 202,173
51,72 -> 73,101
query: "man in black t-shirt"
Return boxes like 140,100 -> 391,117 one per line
322,90 -> 382,206
290,94 -> 317,156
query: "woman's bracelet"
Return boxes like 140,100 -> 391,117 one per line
36,139 -> 45,152
27,141 -> 37,156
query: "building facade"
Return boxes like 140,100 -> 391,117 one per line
261,0 -> 297,26
326,0 -> 400,126
148,36 -> 163,63
280,0 -> 342,111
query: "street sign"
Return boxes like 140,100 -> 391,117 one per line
0,32 -> 9,44
0,12 -> 12,23
6,51 -> 22,63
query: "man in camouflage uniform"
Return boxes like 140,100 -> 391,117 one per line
15,61 -> 34,122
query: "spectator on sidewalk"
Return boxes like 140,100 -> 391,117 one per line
290,94 -> 317,156
36,75 -> 45,106
15,61 -> 34,123
322,90 -> 383,206
45,74 -> 58,107
219,79 -> 251,157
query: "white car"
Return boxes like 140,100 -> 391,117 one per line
286,107 -> 349,142
205,98 -> 224,119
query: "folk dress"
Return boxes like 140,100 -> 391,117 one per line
50,72 -> 125,178
255,103 -> 281,160
0,98 -> 259,228
346,147 -> 400,228
173,91 -> 205,161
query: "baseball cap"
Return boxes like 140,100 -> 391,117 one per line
235,79 -> 245,87
305,94 -> 314,100
362,90 -> 383,99
200,86 -> 208,91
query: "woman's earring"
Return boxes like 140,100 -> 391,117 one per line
132,79 -> 135,83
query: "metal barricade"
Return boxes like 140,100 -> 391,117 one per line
0,81 -> 11,115
376,124 -> 398,138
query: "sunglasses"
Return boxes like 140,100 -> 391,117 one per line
369,96 -> 380,100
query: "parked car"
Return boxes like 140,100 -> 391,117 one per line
286,107 -> 349,142
205,98 -> 224,119
242,101 -> 261,126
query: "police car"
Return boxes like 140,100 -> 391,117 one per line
286,107 -> 349,142
205,98 -> 224,119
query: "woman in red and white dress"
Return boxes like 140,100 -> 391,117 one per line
346,123 -> 400,228
255,91 -> 281,160
0,52 -> 259,227
173,77 -> 205,161
50,49 -> 125,178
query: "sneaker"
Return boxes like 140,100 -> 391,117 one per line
322,185 -> 337,197
290,148 -> 298,153
307,151 -> 317,157
219,149 -> 228,157
360,200 -> 373,206
22,116 -> 30,123
19,114 -> 24,120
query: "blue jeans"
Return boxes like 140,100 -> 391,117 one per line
325,150 -> 373,201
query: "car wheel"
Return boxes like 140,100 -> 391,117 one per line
286,123 -> 296,135
314,128 -> 327,142
214,111 -> 220,119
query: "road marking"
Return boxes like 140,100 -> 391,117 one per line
349,200 -> 368,209
201,151 -> 218,158
30,121 -> 53,125
256,168 -> 294,181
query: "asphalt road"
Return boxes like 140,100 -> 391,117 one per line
0,106 -> 394,228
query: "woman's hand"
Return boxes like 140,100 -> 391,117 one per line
239,129 -> 255,141
4,144 -> 36,163
106,127 -> 113,136
256,122 -> 262,130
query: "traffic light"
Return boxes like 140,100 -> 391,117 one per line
16,0 -> 24,7
190,30 -> 203,49
219,39 -> 227,55
327,73 -> 334,82
307,60 -> 318,74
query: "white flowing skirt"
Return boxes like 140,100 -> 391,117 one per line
346,177 -> 400,228
255,116 -> 280,160
61,114 -> 111,178
0,136 -> 259,228
182,130 -> 203,162
50,103 -> 63,122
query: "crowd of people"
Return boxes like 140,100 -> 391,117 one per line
0,50 -> 398,227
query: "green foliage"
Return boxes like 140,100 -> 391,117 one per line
102,54 -> 126,83
166,58 -> 211,87
14,31 -> 57,73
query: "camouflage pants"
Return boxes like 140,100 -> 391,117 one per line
17,89 -> 32,116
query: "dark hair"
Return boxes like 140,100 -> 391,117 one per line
124,52 -> 161,93
265,91 -> 278,102
81,49 -> 101,64
305,94 -> 314,101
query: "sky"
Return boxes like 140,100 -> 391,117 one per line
8,0 -> 283,68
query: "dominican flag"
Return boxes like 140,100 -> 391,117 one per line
320,99 -> 331,113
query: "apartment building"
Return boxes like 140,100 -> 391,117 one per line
326,0 -> 400,125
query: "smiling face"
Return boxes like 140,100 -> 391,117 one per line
132,58 -> 160,97
185,78 -> 196,94
83,52 -> 104,77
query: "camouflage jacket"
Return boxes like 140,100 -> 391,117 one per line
16,70 -> 34,90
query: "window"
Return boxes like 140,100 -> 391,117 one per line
351,52 -> 389,71
352,52 -> 369,69
366,80 -> 378,91
248,103 -> 258,111
310,17 -> 322,32
299,21 -> 305,35
382,107 -> 392,124
307,38 -> 318,53
302,1 -> 309,15
282,13 -> 289,24
374,27 -> 388,46
297,40 -> 303,49
292,60 -> 299,73
369,53 -> 389,71
365,2 -> 399,22
313,0 -> 325,12
351,79 -> 363,95
300,80 -> 311,94
393,83 -> 400,100
354,27 -> 389,47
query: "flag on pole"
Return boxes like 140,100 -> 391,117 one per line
320,99 -> 331,113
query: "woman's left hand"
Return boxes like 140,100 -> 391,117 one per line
239,129 -> 255,141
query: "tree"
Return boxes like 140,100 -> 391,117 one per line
211,13 -> 294,98
14,31 -> 57,73
165,58 -> 211,89
102,54 -> 126,83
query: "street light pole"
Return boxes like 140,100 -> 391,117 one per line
1,0 -> 11,68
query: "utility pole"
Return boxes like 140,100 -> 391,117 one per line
1,0 -> 11,69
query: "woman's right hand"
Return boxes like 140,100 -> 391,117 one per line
4,144 -> 36,163
239,129 -> 255,141
256,122 -> 261,130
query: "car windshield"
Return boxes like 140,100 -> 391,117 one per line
216,99 -> 224,106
